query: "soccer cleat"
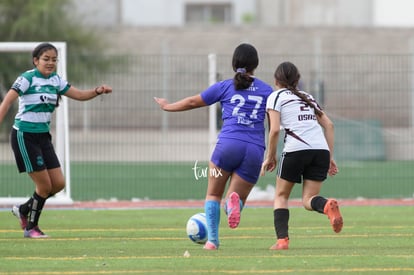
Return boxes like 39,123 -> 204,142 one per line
11,205 -> 28,230
324,199 -> 343,233
269,237 -> 289,250
24,226 -> 49,239
226,192 -> 241,229
203,241 -> 218,250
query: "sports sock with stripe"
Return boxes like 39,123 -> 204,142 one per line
26,192 -> 46,230
19,197 -> 34,216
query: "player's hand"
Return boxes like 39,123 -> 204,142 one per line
260,157 -> 276,176
328,159 -> 338,176
96,84 -> 112,94
154,97 -> 169,110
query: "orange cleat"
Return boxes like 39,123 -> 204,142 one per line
324,199 -> 343,233
269,237 -> 289,250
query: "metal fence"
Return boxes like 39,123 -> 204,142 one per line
66,53 -> 414,160
1,53 -> 414,201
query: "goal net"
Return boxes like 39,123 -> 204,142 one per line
0,42 -> 72,205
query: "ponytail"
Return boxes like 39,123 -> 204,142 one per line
234,68 -> 254,90
232,44 -> 259,90
275,62 -> 323,116
289,85 -> 322,116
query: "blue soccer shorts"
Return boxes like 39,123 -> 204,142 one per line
210,138 -> 264,184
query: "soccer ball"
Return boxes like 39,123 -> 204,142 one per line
186,213 -> 208,244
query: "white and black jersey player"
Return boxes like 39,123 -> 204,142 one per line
261,61 -> 343,250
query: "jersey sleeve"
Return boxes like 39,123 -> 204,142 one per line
200,82 -> 223,105
265,91 -> 280,111
11,75 -> 30,95
57,76 -> 71,95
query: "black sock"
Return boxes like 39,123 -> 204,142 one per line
19,197 -> 34,216
274,208 -> 289,239
310,196 -> 328,214
26,192 -> 46,230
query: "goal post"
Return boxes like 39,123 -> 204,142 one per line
0,42 -> 72,205
208,53 -> 218,158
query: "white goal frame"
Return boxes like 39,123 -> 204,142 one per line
208,54 -> 218,158
0,42 -> 72,205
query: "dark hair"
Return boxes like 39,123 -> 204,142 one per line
32,42 -> 58,65
232,43 -> 259,90
274,61 -> 323,116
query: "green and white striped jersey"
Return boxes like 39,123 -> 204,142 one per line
11,68 -> 71,133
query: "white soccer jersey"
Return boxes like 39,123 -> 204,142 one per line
11,68 -> 70,133
266,88 -> 329,152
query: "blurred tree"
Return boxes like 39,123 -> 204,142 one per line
0,0 -> 110,140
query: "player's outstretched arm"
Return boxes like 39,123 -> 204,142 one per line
65,85 -> 112,101
154,95 -> 206,112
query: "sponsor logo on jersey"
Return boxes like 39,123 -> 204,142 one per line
298,114 -> 316,121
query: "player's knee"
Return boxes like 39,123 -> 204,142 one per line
56,181 -> 66,191
52,180 -> 66,194
301,197 -> 313,211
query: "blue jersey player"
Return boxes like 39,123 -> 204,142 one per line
154,43 -> 273,250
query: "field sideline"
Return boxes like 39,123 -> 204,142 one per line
6,198 -> 414,210
1,198 -> 414,211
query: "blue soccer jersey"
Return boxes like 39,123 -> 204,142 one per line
201,78 -> 273,148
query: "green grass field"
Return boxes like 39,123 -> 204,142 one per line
0,206 -> 413,274
1,160 -> 414,201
